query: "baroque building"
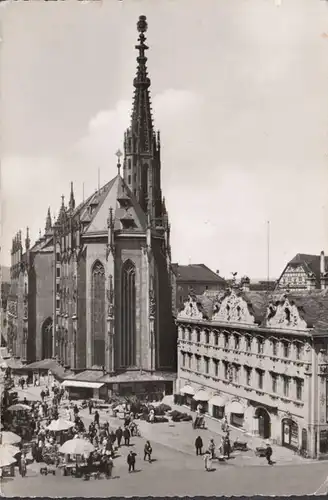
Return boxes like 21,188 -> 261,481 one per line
8,15 -> 176,397
176,282 -> 328,459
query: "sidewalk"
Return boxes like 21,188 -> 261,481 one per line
161,395 -> 312,464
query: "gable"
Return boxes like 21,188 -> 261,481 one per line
212,290 -> 256,325
277,263 -> 310,288
265,296 -> 308,331
178,295 -> 203,320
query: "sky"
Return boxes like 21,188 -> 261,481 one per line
1,0 -> 328,280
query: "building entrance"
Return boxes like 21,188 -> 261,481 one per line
282,418 -> 299,450
255,407 -> 271,439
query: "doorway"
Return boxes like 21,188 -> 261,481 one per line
282,418 -> 299,449
255,407 -> 271,439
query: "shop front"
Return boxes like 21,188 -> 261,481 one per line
193,390 -> 210,413
180,384 -> 196,406
226,400 -> 245,428
282,418 -> 299,450
209,395 -> 226,420
61,380 -> 106,400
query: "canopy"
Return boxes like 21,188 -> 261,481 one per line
7,404 -> 31,412
0,447 -> 17,468
46,418 -> 75,432
0,431 -> 22,445
62,380 -> 104,389
226,401 -> 244,414
59,438 -> 95,455
0,444 -> 19,456
180,385 -> 195,396
209,395 -> 226,407
193,390 -> 210,402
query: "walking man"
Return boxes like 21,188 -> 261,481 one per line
144,441 -> 152,462
127,450 -> 136,472
195,435 -> 203,456
116,427 -> 123,447
265,443 -> 273,465
204,451 -> 212,471
123,427 -> 131,446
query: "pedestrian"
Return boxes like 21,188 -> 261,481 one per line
265,443 -> 273,465
106,456 -> 114,478
204,451 -> 212,471
195,435 -> 203,456
40,389 -> 45,402
116,426 -> 123,447
19,453 -> 27,478
223,436 -> 231,459
88,400 -> 93,415
209,438 -> 215,459
144,441 -> 152,462
127,450 -> 136,472
94,410 -> 100,427
123,427 -> 131,446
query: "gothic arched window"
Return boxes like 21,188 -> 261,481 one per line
42,317 -> 53,360
91,260 -> 106,367
121,259 -> 136,367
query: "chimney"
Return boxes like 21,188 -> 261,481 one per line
320,251 -> 327,290
216,270 -> 220,275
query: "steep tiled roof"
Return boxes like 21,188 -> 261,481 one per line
279,253 -> 328,285
172,264 -> 225,284
185,289 -> 328,335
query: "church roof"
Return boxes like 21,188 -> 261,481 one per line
172,263 -> 225,284
83,174 -> 147,234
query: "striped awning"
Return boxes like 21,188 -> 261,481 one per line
226,401 -> 244,414
209,395 -> 226,407
62,380 -> 104,389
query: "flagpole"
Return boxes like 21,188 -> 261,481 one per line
267,221 -> 270,290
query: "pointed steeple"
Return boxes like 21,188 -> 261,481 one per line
45,207 -> 52,234
69,182 -> 75,212
131,15 -> 153,153
25,227 -> 30,251
123,15 -> 163,219
57,195 -> 66,224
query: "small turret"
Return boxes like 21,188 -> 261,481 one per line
69,182 -> 75,212
45,207 -> 52,234
25,227 -> 30,251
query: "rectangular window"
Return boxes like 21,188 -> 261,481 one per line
213,360 -> 219,377
245,367 -> 251,386
56,267 -> 61,278
283,376 -> 290,397
56,299 -> 60,310
295,344 -> 302,360
296,378 -> 303,400
271,373 -> 277,393
182,353 -> 186,367
204,357 -> 209,374
272,340 -> 278,356
283,342 -> 290,358
128,175 -> 131,184
196,355 -> 201,372
56,283 -> 60,293
196,330 -> 201,343
205,331 -> 210,344
224,333 -> 229,349
223,361 -> 228,380
234,365 -> 240,383
246,337 -> 252,352
235,336 -> 240,350
257,369 -> 264,390
214,333 -> 219,346
258,339 -> 264,354
188,329 -> 192,342
56,252 -> 60,261
188,354 -> 192,370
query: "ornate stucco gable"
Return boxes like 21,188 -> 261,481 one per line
212,289 -> 256,325
178,295 -> 203,320
265,294 -> 308,330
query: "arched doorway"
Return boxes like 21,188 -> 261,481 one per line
282,418 -> 299,450
255,407 -> 271,439
42,317 -> 53,360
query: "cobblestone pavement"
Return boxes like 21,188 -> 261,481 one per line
2,385 -> 328,496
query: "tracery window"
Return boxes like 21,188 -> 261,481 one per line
121,259 -> 136,367
91,261 -> 105,367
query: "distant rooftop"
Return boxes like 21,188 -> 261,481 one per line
172,264 -> 225,283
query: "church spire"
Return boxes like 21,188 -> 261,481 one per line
123,15 -> 162,218
69,182 -> 75,211
45,207 -> 52,234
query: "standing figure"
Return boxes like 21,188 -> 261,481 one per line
127,451 -> 136,472
144,441 -> 152,462
195,436 -> 203,456
265,443 -> 273,465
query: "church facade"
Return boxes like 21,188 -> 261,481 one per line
7,15 -> 176,396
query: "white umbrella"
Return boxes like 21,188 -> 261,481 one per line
59,438 -> 95,455
46,418 -> 75,432
0,444 -> 19,456
0,447 -> 17,468
0,431 -> 21,445
7,404 -> 31,412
